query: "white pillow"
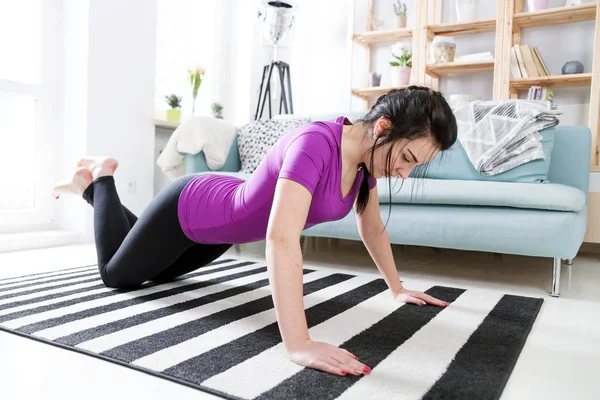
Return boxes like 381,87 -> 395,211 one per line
237,117 -> 310,174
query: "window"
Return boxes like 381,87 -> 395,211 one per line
0,0 -> 60,232
154,0 -> 216,119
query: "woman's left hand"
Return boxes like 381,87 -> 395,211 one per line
394,287 -> 450,307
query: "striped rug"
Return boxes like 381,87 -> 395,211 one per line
0,257 -> 543,399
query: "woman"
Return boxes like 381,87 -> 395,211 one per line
53,85 -> 458,378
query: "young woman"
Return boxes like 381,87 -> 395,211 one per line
52,85 -> 458,377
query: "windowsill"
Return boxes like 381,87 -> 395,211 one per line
153,119 -> 180,129
0,230 -> 84,253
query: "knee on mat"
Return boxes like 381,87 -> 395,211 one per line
99,265 -> 142,289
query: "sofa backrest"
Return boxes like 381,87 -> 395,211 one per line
185,115 -> 591,196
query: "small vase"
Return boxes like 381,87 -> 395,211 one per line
527,0 -> 549,12
369,72 -> 381,87
166,109 -> 182,122
396,15 -> 407,29
391,66 -> 411,87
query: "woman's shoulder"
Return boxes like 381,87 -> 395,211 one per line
285,115 -> 347,147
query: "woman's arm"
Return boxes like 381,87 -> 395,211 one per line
265,178 -> 312,351
355,186 -> 404,297
266,177 -> 370,376
355,186 -> 449,307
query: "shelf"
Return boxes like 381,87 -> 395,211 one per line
428,18 -> 497,37
514,3 -> 597,29
352,85 -> 410,99
426,60 -> 495,76
510,73 -> 592,90
353,28 -> 413,45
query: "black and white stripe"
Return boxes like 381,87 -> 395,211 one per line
0,258 -> 543,400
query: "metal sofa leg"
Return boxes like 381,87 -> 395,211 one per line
302,236 -> 310,254
551,257 -> 561,297
565,258 -> 573,266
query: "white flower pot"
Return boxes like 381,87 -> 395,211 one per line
456,0 -> 479,22
391,66 -> 411,87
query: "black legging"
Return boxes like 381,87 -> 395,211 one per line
82,175 -> 232,289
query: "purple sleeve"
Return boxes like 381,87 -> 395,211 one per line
278,133 -> 331,194
368,174 -> 377,189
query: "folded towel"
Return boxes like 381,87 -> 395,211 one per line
156,116 -> 237,180
453,100 -> 561,176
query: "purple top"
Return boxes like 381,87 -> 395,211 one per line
177,116 -> 377,244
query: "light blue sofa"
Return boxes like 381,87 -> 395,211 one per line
185,112 -> 591,297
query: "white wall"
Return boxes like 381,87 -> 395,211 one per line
221,0 -> 594,126
223,0 -> 354,124
56,0 -> 90,238
58,0 -> 157,240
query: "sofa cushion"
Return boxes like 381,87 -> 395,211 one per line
193,172 -> 584,212
419,128 -> 555,183
376,178 -> 585,212
237,117 -> 310,174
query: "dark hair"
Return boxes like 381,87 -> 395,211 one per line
353,85 -> 457,220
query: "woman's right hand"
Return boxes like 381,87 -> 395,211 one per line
288,339 -> 371,376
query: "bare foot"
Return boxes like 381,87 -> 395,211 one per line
76,157 -> 119,180
52,167 -> 93,199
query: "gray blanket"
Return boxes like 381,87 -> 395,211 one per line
452,100 -> 561,176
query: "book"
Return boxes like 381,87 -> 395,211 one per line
528,86 -> 554,105
531,47 -> 547,76
510,47 -> 522,78
533,47 -> 551,76
514,45 -> 529,78
520,45 -> 541,77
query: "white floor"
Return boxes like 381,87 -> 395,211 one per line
1,240 -> 599,400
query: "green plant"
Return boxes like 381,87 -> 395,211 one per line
390,42 -> 412,68
390,49 -> 412,68
165,94 -> 182,109
188,64 -> 206,114
393,0 -> 407,16
211,102 -> 223,113
211,102 -> 224,118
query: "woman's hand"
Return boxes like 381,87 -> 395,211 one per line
394,287 -> 450,307
288,339 -> 371,376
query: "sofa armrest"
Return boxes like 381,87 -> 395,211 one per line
546,125 -> 591,196
185,134 -> 242,174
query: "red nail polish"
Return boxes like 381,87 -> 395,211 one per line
364,366 -> 370,373
341,370 -> 347,375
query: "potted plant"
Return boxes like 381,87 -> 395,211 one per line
165,94 -> 182,122
390,42 -> 412,87
188,64 -> 205,115
393,1 -> 408,28
211,102 -> 224,119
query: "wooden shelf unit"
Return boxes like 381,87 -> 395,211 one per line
499,0 -> 600,167
350,0 -> 599,165
426,59 -> 495,77
513,2 -> 597,29
428,18 -> 496,37
510,73 -> 592,90
353,28 -> 412,45
352,85 -> 409,99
